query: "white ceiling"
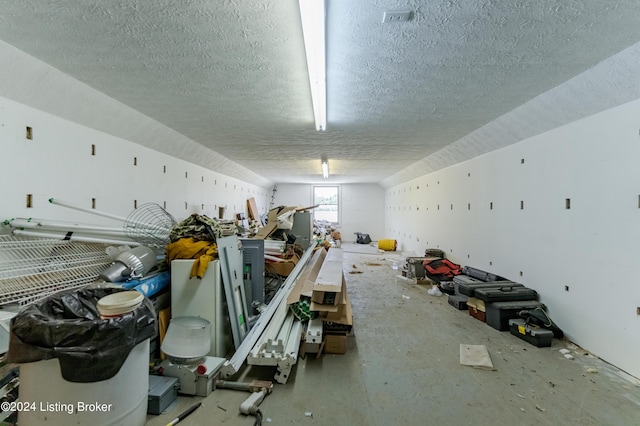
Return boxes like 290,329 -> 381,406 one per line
1,1 -> 640,187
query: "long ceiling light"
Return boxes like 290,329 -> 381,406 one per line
321,156 -> 329,178
299,0 -> 326,131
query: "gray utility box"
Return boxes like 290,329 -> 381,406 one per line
405,257 -> 427,279
291,212 -> 312,248
148,375 -> 179,415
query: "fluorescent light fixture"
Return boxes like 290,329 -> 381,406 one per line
299,0 -> 326,131
321,156 -> 329,178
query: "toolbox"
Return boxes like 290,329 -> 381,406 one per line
457,281 -> 522,297
467,297 -> 486,322
447,293 -> 468,310
509,318 -> 553,347
453,274 -> 484,287
439,281 -> 456,295
148,375 -> 179,415
424,248 -> 445,258
474,285 -> 537,303
461,266 -> 506,282
485,300 -> 545,331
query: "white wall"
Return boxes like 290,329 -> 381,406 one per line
0,96 -> 269,234
273,183 -> 385,242
385,98 -> 640,379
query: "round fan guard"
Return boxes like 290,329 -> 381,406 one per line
124,203 -> 177,249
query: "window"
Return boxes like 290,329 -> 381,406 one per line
313,186 -> 339,224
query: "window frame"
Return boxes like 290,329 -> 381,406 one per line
312,185 -> 340,226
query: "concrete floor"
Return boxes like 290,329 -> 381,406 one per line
145,243 -> 640,426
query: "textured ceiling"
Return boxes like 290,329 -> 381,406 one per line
1,1 -> 640,187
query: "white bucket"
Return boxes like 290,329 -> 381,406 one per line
18,339 -> 149,425
97,291 -> 144,319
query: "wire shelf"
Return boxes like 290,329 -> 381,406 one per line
0,236 -> 113,306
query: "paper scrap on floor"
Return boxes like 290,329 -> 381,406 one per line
460,344 -> 495,370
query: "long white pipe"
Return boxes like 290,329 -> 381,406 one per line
8,218 -> 128,235
264,254 -> 284,262
49,198 -> 129,223
12,229 -> 140,246
49,198 -> 172,234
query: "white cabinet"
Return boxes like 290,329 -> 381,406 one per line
170,259 -> 230,358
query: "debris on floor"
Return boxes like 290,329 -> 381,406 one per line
460,344 -> 496,370
427,286 -> 443,296
348,264 -> 363,274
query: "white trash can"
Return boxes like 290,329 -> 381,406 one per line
18,339 -> 149,426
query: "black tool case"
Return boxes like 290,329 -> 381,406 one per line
457,281 -> 522,297
485,300 -> 545,331
474,285 -> 537,303
447,293 -> 468,310
461,266 -> 507,282
439,281 -> 456,295
509,319 -> 553,347
424,248 -> 445,258
453,274 -> 484,287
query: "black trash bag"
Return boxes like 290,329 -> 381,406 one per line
355,232 -> 371,244
6,287 -> 156,383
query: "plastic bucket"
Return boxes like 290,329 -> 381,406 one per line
97,291 -> 144,319
18,339 -> 149,425
378,239 -> 397,251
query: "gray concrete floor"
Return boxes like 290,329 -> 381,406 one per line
146,243 -> 640,426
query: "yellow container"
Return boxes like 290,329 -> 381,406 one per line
378,239 -> 397,251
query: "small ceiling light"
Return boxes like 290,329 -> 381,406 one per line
299,0 -> 327,131
321,156 -> 329,178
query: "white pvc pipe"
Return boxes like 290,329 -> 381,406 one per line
12,229 -> 141,246
8,218 -> 128,235
49,198 -> 129,223
49,198 -> 172,235
264,254 -> 284,262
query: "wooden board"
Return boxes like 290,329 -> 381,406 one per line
287,248 -> 326,305
252,222 -> 277,239
246,197 -> 263,225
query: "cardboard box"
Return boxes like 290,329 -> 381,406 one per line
319,290 -> 353,327
311,277 -> 346,312
324,334 -> 347,354
265,254 -> 299,277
